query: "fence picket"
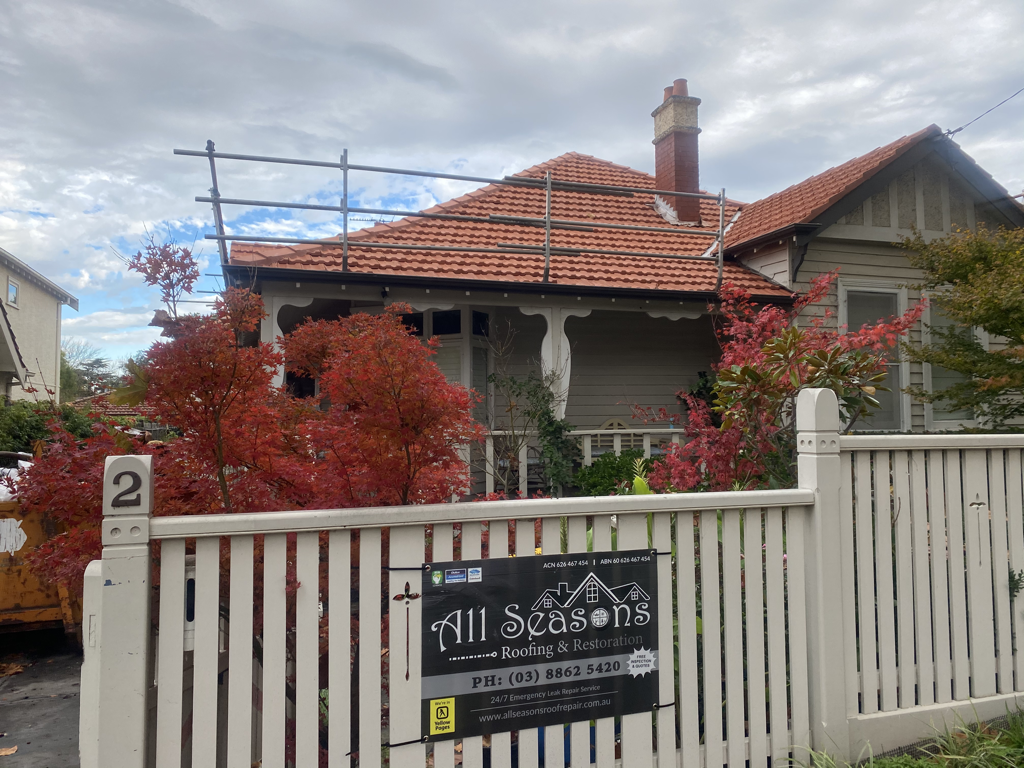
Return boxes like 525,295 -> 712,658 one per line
787,507 -> 810,763
700,509 -> 724,768
892,451 -> 915,708
1006,450 -> 1024,691
262,533 -> 288,768
874,452 -> 899,712
461,522 -> 485,768
540,516 -> 563,768
156,538 -> 186,768
514,519 -> 539,768
652,512 -> 676,767
193,537 -> 221,768
909,451 -> 935,707
295,532 -> 320,768
927,451 -> 952,705
359,527 -> 383,768
722,511 -> 745,768
488,519 -> 514,768
944,453 -> 970,700
225,535 -> 255,768
765,507 -> 788,765
675,512 -> 700,768
618,512 -> 653,768
988,451 -> 1013,693
389,525 -> 427,767
745,509 -> 768,768
853,451 -> 878,713
838,452 -> 859,716
964,450 -> 996,697
432,523 -> 456,768
328,529 -> 351,768
568,515 -> 591,768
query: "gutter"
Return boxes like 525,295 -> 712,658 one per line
0,247 -> 79,311
220,262 -> 797,306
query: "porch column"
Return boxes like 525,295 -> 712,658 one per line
519,306 -> 591,420
261,296 -> 314,386
796,388 -> 852,759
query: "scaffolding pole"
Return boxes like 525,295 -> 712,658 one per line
204,141 -> 229,266
178,144 -> 731,279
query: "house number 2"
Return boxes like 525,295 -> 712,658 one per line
111,471 -> 143,508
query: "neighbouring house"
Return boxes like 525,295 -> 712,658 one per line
69,393 -> 166,440
0,247 -> 79,403
222,78 -> 1024,447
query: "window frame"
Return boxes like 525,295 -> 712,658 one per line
838,278 -> 911,432
921,292 -> 988,431
7,277 -> 19,309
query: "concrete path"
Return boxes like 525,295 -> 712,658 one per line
0,631 -> 81,767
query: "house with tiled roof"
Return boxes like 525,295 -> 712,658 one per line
70,394 -> 168,439
223,79 -> 1024,440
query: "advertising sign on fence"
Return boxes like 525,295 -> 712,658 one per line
421,548 -> 659,740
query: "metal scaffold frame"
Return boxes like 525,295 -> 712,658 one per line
175,143 -> 729,288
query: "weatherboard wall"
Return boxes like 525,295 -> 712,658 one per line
0,264 -> 62,403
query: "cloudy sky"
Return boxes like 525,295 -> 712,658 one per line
1,0 -> 1022,360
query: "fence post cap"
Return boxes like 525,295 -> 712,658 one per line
796,388 -> 840,433
102,455 -> 154,518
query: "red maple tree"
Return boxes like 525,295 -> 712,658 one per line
11,259 -> 483,595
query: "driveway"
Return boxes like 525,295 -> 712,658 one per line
0,630 -> 81,767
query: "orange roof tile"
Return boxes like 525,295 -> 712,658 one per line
725,125 -> 942,250
71,394 -> 157,420
230,152 -> 791,298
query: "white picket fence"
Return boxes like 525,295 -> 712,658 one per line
79,390 -> 1024,767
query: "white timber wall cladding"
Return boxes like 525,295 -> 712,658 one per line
563,310 -> 719,429
738,243 -> 790,289
794,240 -> 928,430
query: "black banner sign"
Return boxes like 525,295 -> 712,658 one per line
420,549 -> 658,740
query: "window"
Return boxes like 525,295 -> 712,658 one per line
472,346 -> 489,422
586,583 -> 598,603
432,310 -> 461,335
400,312 -> 424,336
841,284 -> 907,431
472,311 -> 489,337
7,278 -> 18,308
543,597 -> 552,608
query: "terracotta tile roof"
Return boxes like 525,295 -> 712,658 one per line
725,125 -> 943,250
230,152 -> 791,297
70,394 -> 157,420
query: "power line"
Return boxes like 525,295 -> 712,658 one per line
945,86 -> 1024,137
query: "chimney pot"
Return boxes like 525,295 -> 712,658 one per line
672,79 -> 689,97
663,86 -> 674,102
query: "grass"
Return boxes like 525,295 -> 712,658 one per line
792,709 -> 1024,767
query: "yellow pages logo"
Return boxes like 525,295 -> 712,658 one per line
430,697 -> 455,735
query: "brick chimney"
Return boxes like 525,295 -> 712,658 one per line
652,79 -> 701,224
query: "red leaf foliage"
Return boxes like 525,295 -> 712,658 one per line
13,291 -> 483,595
642,270 -> 925,492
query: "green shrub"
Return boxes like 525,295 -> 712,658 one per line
574,449 -> 656,496
0,401 -> 102,455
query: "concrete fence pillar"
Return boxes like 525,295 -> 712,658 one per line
796,389 -> 851,759
95,455 -> 154,768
